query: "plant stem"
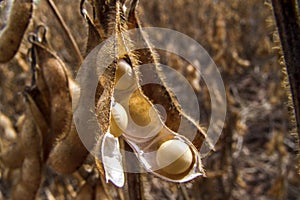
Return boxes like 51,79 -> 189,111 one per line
272,0 -> 300,141
124,142 -> 143,200
46,0 -> 83,64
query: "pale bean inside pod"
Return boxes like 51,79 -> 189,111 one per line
69,79 -> 80,109
128,90 -> 160,127
156,139 -> 193,175
115,59 -> 135,90
110,102 -> 128,137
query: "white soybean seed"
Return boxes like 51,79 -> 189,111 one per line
115,59 -> 135,90
69,79 -> 80,109
110,102 -> 128,137
156,139 -> 193,175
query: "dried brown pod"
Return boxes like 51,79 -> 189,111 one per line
22,26 -> 89,174
126,0 -> 212,151
27,26 -> 73,159
39,56 -> 72,155
24,89 -> 49,143
80,0 -> 103,56
88,0 -> 205,185
91,1 -> 132,187
11,105 -> 42,200
47,123 -> 88,174
0,0 -> 33,62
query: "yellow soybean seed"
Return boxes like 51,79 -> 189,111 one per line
115,59 -> 134,90
110,102 -> 128,137
156,139 -> 193,175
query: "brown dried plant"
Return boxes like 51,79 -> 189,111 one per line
0,0 -> 212,199
0,0 -> 299,199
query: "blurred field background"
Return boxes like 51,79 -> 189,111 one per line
0,0 -> 300,199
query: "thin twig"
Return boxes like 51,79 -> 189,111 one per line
46,0 -> 83,64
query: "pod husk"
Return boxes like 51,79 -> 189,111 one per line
28,35 -> 72,159
0,0 -> 33,62
11,105 -> 42,200
90,0 -> 206,183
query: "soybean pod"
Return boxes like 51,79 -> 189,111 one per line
0,0 -> 33,62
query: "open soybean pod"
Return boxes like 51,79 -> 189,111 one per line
114,0 -> 205,181
94,0 -> 204,185
125,0 -> 214,152
0,0 -> 33,62
81,0 -> 207,186
113,60 -> 204,182
79,0 -> 139,187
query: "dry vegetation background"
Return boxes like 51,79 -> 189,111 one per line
0,0 -> 300,199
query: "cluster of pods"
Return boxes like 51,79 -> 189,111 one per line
0,0 -> 213,198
